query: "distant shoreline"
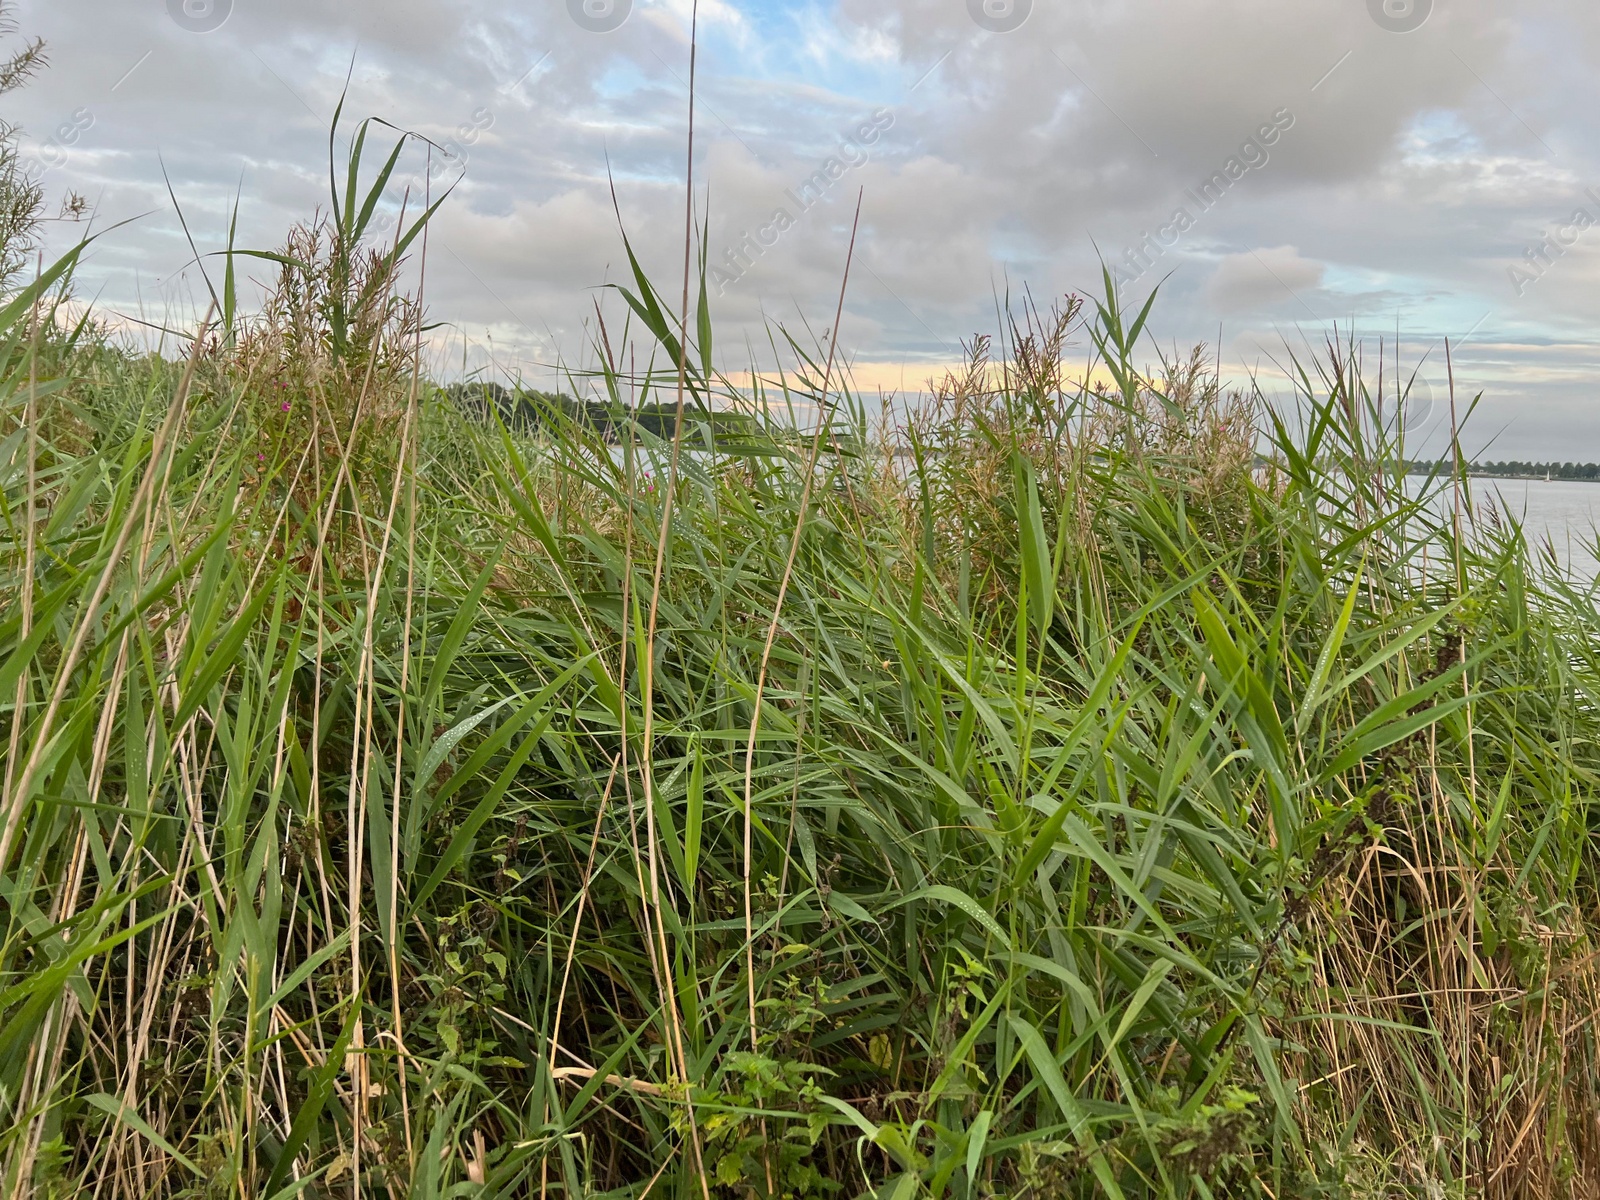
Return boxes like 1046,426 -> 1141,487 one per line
1405,462 -> 1600,483
1466,474 -> 1600,483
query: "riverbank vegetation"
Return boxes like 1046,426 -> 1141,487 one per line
4,119 -> 1600,1200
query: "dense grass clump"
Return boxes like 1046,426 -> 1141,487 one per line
6,136 -> 1600,1199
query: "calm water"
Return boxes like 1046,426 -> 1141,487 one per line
1461,477 -> 1600,582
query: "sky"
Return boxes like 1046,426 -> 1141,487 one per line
8,0 -> 1600,458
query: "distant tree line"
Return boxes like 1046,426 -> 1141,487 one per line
444,380 -> 754,443
1405,460 -> 1600,480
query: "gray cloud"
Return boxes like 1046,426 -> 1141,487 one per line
7,0 -> 1600,453
1205,245 -> 1327,315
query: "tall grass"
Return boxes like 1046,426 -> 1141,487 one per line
4,126 -> 1600,1200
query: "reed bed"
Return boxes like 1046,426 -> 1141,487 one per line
3,126 -> 1600,1200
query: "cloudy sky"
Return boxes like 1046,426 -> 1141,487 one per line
9,0 -> 1600,456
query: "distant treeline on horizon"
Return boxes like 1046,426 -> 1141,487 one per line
1406,460 -> 1600,480
445,381 -> 755,443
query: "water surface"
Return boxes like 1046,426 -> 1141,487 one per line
1464,477 -> 1600,582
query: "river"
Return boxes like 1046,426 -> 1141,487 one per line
1458,477 -> 1600,582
